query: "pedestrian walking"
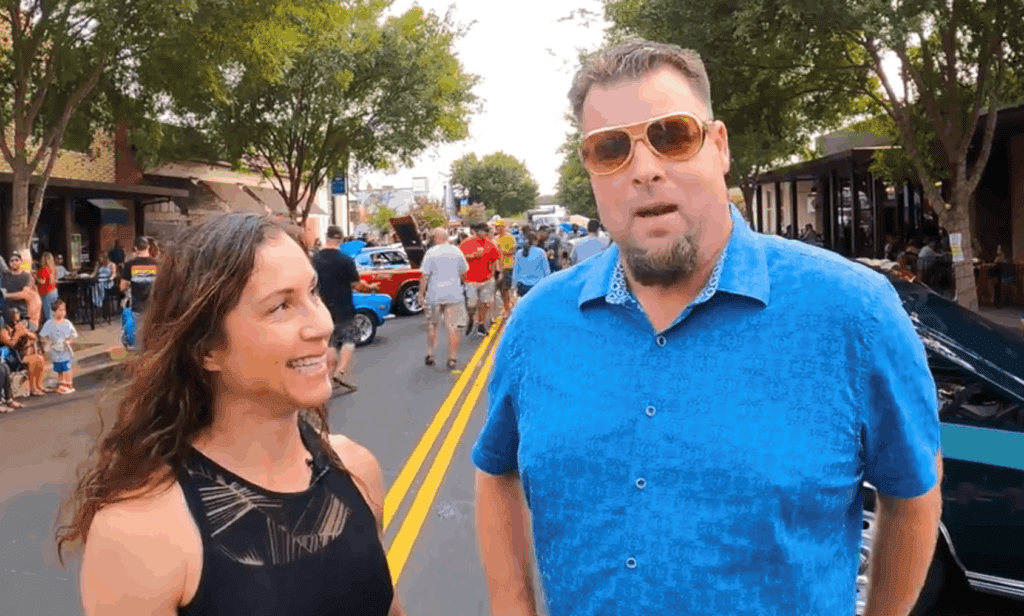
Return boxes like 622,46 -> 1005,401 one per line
569,219 -> 608,266
119,236 -> 159,349
494,220 -> 518,318
38,299 -> 77,394
312,225 -> 379,392
419,228 -> 469,370
459,223 -> 501,337
57,213 -> 406,616
512,231 -> 550,298
473,40 -> 942,616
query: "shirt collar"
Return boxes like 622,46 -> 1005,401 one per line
578,203 -> 770,309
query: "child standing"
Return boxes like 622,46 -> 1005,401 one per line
39,299 -> 78,394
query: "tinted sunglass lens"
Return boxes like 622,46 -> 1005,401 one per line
648,117 -> 700,158
586,131 -> 632,172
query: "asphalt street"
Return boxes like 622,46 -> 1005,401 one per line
0,311 -> 1020,615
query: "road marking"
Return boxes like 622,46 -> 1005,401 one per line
386,333 -> 499,582
382,319 -> 503,532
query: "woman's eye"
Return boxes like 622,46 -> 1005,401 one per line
271,300 -> 290,314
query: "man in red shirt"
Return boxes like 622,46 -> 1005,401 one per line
460,223 -> 501,337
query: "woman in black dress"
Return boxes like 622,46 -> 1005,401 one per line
57,213 -> 406,615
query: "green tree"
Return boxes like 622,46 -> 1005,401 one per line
411,195 -> 448,230
0,0 -> 321,254
708,0 -> 1024,310
369,204 -> 396,235
603,0 -> 869,223
450,151 -> 540,218
554,120 -> 598,219
141,1 -> 479,224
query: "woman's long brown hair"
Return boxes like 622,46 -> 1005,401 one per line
55,213 -> 348,565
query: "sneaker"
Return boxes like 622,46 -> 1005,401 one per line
477,324 -> 487,336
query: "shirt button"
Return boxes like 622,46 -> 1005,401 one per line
645,406 -> 656,417
656,335 -> 667,347
626,557 -> 637,569
635,478 -> 647,490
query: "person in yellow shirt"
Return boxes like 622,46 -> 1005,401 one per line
494,220 -> 518,319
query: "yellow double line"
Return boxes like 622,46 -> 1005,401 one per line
383,319 -> 504,582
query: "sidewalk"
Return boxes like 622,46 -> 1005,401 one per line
976,306 -> 1023,332
66,320 -> 126,383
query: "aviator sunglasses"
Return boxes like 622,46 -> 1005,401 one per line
579,111 -> 710,176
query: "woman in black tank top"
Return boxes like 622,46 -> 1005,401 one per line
56,215 -> 405,615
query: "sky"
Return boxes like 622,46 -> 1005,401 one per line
357,1 -> 906,201
358,0 -> 610,199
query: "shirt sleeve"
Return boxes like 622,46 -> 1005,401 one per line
69,323 -> 79,339
343,256 -> 360,285
471,323 -> 521,475
860,281 -> 941,498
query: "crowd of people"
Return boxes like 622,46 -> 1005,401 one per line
0,235 -> 164,411
415,217 -> 612,368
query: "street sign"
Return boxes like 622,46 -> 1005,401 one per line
331,177 -> 346,195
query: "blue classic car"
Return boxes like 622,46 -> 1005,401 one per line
856,260 -> 1024,615
351,292 -> 393,346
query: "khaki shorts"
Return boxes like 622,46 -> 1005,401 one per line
426,302 -> 468,330
465,279 -> 496,310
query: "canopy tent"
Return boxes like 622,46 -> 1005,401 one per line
568,214 -> 590,227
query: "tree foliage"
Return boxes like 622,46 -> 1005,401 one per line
450,151 -> 540,218
554,118 -> 597,219
411,195 -> 448,231
134,0 -> 480,224
369,204 -> 396,235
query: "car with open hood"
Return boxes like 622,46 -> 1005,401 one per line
854,259 -> 1024,615
351,216 -> 425,316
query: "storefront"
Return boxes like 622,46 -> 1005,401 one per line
0,173 -> 189,270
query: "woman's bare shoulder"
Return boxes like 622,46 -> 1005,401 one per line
328,435 -> 386,512
80,479 -> 200,615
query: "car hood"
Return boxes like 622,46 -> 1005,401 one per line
389,216 -> 424,269
888,276 -> 1024,406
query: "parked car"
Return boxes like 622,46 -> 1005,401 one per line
348,216 -> 427,317
856,258 -> 1024,615
351,291 -> 393,346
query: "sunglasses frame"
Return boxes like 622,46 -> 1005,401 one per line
579,111 -> 711,177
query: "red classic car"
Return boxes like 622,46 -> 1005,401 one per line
352,217 -> 425,315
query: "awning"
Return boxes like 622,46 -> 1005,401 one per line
86,199 -> 130,225
200,181 -> 267,214
243,184 -> 289,216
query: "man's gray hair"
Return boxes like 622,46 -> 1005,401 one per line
569,39 -> 714,127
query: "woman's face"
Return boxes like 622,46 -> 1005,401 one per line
204,233 -> 335,411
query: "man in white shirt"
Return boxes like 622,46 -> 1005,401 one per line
419,227 -> 470,371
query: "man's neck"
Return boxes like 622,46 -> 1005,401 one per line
624,220 -> 733,332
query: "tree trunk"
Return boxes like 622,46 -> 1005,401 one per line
938,190 -> 979,311
740,181 -> 756,226
8,165 -> 33,260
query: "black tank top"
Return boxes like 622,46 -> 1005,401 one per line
175,418 -> 394,615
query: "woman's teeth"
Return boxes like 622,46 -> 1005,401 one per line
288,355 -> 326,375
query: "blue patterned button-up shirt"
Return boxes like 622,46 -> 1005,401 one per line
472,204 -> 940,616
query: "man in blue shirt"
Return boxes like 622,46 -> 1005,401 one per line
570,219 -> 608,265
472,40 -> 942,616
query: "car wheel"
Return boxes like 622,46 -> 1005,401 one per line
353,310 -> 377,347
397,282 -> 422,315
856,510 -> 946,616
